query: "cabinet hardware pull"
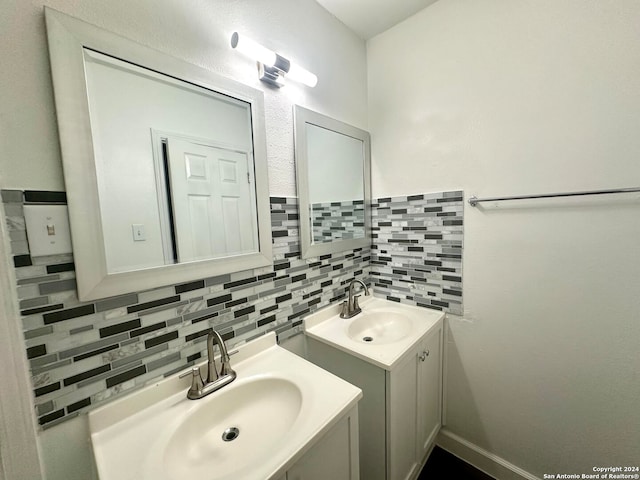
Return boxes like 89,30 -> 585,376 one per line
419,350 -> 430,361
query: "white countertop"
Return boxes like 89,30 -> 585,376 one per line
304,295 -> 444,370
88,332 -> 362,480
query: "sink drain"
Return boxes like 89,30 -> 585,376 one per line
222,427 -> 240,442
363,336 -> 373,342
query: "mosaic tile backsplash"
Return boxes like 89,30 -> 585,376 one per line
2,190 -> 370,428
371,191 -> 464,315
311,199 -> 365,243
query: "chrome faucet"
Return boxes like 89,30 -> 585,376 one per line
180,329 -> 236,400
340,279 -> 370,319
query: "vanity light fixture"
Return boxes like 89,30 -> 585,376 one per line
230,32 -> 318,88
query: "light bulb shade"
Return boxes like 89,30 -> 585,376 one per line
286,63 -> 318,88
230,32 -> 276,67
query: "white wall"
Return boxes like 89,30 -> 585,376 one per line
368,0 -> 640,477
0,1 -> 366,479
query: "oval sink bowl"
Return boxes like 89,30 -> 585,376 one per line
347,310 -> 413,344
163,377 -> 303,480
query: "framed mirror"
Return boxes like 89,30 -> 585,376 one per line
294,105 -> 371,258
45,8 -> 272,300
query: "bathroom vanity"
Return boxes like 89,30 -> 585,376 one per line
88,333 -> 362,480
305,296 -> 444,480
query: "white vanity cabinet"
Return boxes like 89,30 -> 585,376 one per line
388,328 -> 442,480
305,301 -> 443,480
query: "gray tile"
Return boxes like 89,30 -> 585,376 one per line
59,334 -> 129,360
9,230 -> 27,242
36,400 -> 55,416
22,313 -> 45,330
29,353 -> 59,368
70,325 -> 94,335
166,316 -> 183,327
146,352 -> 181,372
39,279 -> 77,295
163,364 -> 192,378
444,190 -> 463,197
204,274 -> 231,287
183,304 -> 223,322
19,296 -> 50,309
274,277 -> 292,288
41,411 -> 80,430
31,358 -> 71,374
95,293 -> 139,312
214,317 -> 242,332
10,240 -> 29,255
17,275 -> 60,286
76,361 -> 143,388
24,326 -> 54,339
112,344 -> 168,369
134,300 -> 188,317
6,215 -> 25,232
1,190 -> 23,203
292,303 -> 309,314
4,203 -> 24,217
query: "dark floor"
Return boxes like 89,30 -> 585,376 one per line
418,446 -> 495,479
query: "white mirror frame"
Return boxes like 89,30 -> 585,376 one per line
45,8 -> 272,301
293,105 -> 371,259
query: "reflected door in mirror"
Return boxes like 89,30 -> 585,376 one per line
83,50 -> 259,273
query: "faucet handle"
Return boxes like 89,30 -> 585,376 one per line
180,366 -> 204,397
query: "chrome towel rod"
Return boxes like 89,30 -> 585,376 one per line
468,187 -> 640,207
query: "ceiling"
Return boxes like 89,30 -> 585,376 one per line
315,0 -> 439,40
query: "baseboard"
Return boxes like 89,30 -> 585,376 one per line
436,429 -> 541,480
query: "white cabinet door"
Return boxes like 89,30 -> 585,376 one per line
388,325 -> 443,480
388,350 -> 420,480
416,327 -> 443,463
286,408 -> 359,480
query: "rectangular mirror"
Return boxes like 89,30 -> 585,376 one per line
294,105 -> 371,258
45,8 -> 272,300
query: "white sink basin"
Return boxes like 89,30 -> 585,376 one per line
89,333 -> 362,480
347,310 -> 412,344
305,296 -> 445,370
164,378 -> 303,479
